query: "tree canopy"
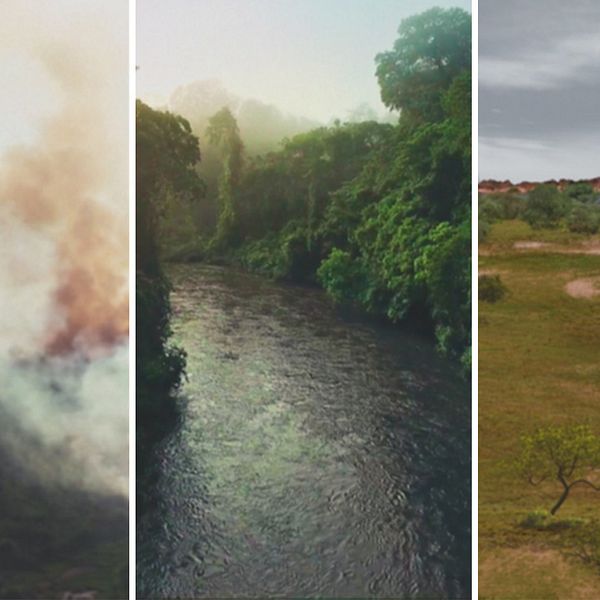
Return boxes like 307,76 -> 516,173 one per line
376,7 -> 471,122
136,100 -> 202,414
154,7 -> 472,366
516,425 -> 600,515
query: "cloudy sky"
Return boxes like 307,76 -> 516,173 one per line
138,0 -> 470,123
479,0 -> 600,181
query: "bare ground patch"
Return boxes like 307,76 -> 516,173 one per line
513,241 -> 550,250
565,278 -> 600,299
512,239 -> 600,255
479,545 -> 600,599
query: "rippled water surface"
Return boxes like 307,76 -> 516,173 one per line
137,265 -> 470,599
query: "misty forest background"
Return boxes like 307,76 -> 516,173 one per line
137,7 -> 472,424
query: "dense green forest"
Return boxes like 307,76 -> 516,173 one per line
138,6 -> 472,393
136,101 -> 203,436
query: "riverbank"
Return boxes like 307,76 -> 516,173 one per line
137,264 -> 471,598
162,242 -> 471,374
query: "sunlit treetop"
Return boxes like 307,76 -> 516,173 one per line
376,7 -> 471,122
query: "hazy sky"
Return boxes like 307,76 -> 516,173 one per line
137,0 -> 470,123
479,0 -> 600,181
0,0 -> 127,153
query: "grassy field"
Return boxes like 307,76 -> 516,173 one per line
479,220 -> 600,599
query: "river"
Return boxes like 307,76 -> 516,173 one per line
137,264 -> 471,599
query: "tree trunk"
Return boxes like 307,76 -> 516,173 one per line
550,485 -> 570,515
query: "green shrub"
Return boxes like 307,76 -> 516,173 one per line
496,193 -> 526,220
317,248 -> 375,306
567,202 -> 600,234
520,509 -> 551,529
479,196 -> 502,222
479,274 -> 506,303
565,182 -> 597,204
478,218 -> 490,242
520,509 -> 584,531
523,184 -> 571,229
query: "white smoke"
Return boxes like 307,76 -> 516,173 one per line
0,1 -> 128,496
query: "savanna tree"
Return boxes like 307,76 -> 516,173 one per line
516,425 -> 600,515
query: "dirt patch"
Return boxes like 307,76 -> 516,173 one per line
513,241 -> 550,250
479,269 -> 499,276
565,278 -> 600,299
512,239 -> 600,255
578,240 -> 600,255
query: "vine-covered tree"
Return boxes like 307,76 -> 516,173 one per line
136,100 -> 202,414
206,107 -> 244,246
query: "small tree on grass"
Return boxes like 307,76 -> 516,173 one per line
516,425 -> 600,515
479,274 -> 506,303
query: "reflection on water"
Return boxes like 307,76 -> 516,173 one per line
137,265 -> 471,599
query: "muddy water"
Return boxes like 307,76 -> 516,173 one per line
137,265 -> 471,599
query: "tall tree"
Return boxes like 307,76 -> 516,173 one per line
137,100 -> 203,275
136,100 -> 202,405
206,107 -> 244,246
376,7 -> 471,123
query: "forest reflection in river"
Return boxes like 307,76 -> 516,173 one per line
137,264 -> 471,599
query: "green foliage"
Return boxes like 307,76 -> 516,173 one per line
523,185 -> 571,229
567,202 -> 600,234
161,8 -> 472,366
136,100 -> 202,422
520,509 -> 552,529
235,221 -> 317,280
136,100 -> 203,275
419,219 -> 471,355
317,71 -> 472,360
478,218 -> 491,243
515,425 -> 600,515
375,7 -> 471,122
478,274 -> 506,303
565,182 -> 597,204
136,272 -> 186,401
206,107 -> 244,247
317,248 -> 376,306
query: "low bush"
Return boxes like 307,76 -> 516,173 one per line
523,185 -> 571,229
567,202 -> 600,234
479,274 -> 506,303
520,509 -> 584,531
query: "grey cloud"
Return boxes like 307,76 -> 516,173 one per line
479,0 -> 600,180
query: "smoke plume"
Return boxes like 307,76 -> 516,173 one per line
0,1 -> 128,495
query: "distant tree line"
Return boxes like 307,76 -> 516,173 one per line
479,182 -> 600,241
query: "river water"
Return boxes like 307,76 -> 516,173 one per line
137,265 -> 471,599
